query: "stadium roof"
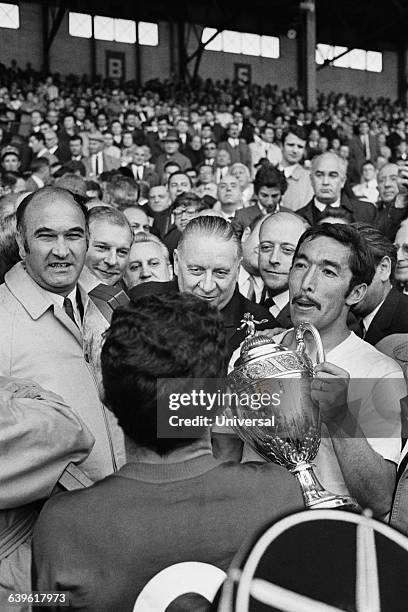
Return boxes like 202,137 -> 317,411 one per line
30,0 -> 408,52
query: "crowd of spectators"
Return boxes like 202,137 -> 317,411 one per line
3,60 -> 408,611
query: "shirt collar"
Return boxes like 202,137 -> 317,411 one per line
272,289 -> 290,312
363,299 -> 385,331
313,197 -> 341,212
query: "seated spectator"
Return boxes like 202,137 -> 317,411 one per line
104,173 -> 139,208
218,122 -> 251,168
394,219 -> 408,294
230,162 -> 253,205
232,165 -> 288,237
24,157 -> 50,191
103,132 -> 121,159
32,293 -> 301,610
163,191 -> 207,259
214,149 -> 232,184
124,233 -> 173,288
213,174 -> 244,221
352,160 -> 379,204
120,204 -> 151,236
278,126 -> 313,211
375,162 -> 408,240
162,160 -> 182,185
249,125 -> 282,175
154,129 -> 191,180
184,134 -> 204,168
168,171 -> 192,203
1,146 -> 21,175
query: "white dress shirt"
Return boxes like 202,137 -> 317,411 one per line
43,286 -> 82,329
238,267 -> 264,303
313,197 -> 341,212
267,289 -> 289,318
362,299 -> 385,336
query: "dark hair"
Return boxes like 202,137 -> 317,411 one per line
254,165 -> 287,195
29,131 -> 45,144
16,186 -> 88,237
294,224 -> 376,292
167,171 -> 192,187
283,126 -> 308,144
86,180 -> 103,200
163,160 -> 181,172
353,222 -> 397,278
69,134 -> 83,144
172,191 -> 206,212
101,293 -> 228,455
318,208 -> 353,224
178,215 -> 242,258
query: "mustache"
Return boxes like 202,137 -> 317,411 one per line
291,294 -> 321,310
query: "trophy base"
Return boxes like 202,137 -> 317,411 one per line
306,493 -> 361,513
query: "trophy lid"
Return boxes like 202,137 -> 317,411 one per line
234,315 -> 291,368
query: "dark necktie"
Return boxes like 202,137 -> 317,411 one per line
359,318 -> 366,339
63,297 -> 77,327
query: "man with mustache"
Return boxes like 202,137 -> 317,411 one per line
278,223 -> 405,516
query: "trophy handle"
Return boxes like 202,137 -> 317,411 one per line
295,322 -> 325,373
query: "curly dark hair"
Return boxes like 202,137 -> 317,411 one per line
101,292 -> 228,455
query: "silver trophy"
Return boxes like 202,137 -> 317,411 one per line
228,314 -> 360,511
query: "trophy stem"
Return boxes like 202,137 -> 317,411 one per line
290,462 -> 361,512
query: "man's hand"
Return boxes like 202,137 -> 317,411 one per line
311,362 -> 350,426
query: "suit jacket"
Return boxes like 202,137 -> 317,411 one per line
348,134 -> 379,184
259,287 -> 292,329
364,288 -> 408,346
280,164 -> 314,212
374,199 -> 408,241
128,163 -> 160,187
145,133 -> 166,161
155,152 -> 192,179
129,281 -> 278,358
232,203 -> 292,237
0,262 -> 121,481
297,192 -> 377,226
83,153 -> 120,179
218,140 -> 251,168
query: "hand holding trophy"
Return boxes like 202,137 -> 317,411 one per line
227,314 -> 360,511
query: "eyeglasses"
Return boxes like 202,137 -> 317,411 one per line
173,207 -> 197,216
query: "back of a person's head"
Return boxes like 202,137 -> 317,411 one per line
104,174 -> 139,207
101,293 -> 228,455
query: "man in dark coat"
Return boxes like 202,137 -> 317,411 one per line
130,216 -> 277,357
352,224 -> 408,345
297,152 -> 377,226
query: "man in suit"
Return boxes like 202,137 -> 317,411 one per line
278,127 -> 314,211
348,119 -> 379,185
24,157 -> 50,191
232,165 -> 289,237
154,130 -> 191,181
43,130 -> 70,164
218,122 -> 251,169
145,115 -> 169,162
83,132 -> 120,179
352,224 -> 408,345
0,187 -> 123,481
258,211 -> 309,328
130,216 -> 277,357
238,215 -> 265,304
249,125 -> 282,176
129,146 -> 159,187
297,152 -> 377,226
28,132 -> 58,166
68,134 -> 86,162
375,162 -> 408,241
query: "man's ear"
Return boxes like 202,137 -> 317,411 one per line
345,282 -> 367,307
173,249 -> 179,276
16,231 -> 26,260
377,256 -> 391,282
241,226 -> 251,243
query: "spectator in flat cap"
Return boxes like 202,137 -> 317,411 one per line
154,129 -> 191,181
